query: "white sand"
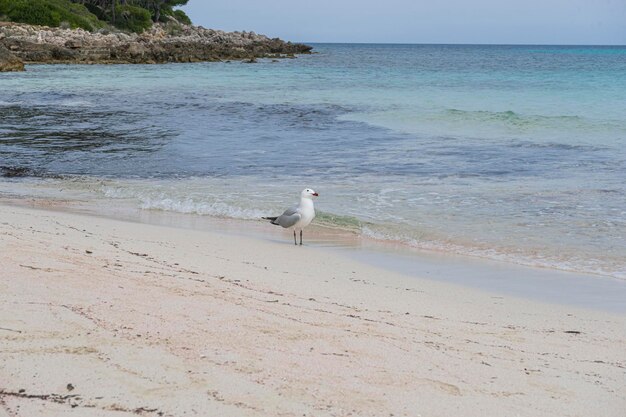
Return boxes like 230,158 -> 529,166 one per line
1,203 -> 624,417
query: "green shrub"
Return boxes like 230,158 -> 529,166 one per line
114,4 -> 152,33
0,0 -> 10,15
4,0 -> 62,27
0,2 -> 6,17
63,1 -> 104,30
83,3 -> 107,21
172,9 -> 191,25
0,0 -> 190,32
0,0 -> 103,31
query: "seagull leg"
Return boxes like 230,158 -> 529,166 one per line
293,230 -> 297,245
300,230 -> 303,246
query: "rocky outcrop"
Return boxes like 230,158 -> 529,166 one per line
0,22 -> 312,65
0,43 -> 24,71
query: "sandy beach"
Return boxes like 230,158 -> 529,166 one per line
1,202 -> 625,417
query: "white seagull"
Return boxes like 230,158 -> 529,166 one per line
263,188 -> 319,245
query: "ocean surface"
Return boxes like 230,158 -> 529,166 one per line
1,44 -> 625,279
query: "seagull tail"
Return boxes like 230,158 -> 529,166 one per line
262,216 -> 280,225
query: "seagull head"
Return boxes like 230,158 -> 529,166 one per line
301,188 -> 319,199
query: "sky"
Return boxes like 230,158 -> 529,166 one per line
181,0 -> 626,45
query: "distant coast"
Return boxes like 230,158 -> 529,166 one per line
0,22 -> 312,70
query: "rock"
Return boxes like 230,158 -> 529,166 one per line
0,22 -> 312,65
64,40 -> 82,49
126,43 -> 148,59
0,44 -> 24,71
1,166 -> 31,177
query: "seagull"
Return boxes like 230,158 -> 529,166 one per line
263,189 -> 319,245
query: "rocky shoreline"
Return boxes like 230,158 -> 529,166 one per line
0,43 -> 24,71
0,22 -> 312,70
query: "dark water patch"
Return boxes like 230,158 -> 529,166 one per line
172,100 -> 354,132
1,94 -> 620,182
1,105 -> 171,151
1,166 -> 35,178
0,165 -> 65,179
0,103 -> 174,176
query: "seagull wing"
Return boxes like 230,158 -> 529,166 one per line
274,206 -> 301,228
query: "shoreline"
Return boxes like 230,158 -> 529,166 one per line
3,194 -> 626,314
0,22 -> 312,70
1,202 -> 625,416
1,167 -> 622,283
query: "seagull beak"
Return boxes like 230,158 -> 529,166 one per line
312,192 -> 319,196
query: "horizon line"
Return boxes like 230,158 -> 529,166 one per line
296,41 -> 626,47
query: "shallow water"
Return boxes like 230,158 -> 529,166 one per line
1,44 -> 625,279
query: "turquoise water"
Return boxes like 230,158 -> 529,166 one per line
1,44 -> 625,278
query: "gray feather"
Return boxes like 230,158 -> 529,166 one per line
264,205 -> 303,228
274,211 -> 301,228
281,205 -> 298,217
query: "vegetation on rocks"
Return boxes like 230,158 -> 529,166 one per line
0,0 -> 191,33
0,0 -> 103,31
112,4 -> 152,33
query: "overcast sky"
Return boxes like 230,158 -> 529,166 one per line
181,0 -> 626,45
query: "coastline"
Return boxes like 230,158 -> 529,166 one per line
1,202 -> 625,416
0,22 -> 312,69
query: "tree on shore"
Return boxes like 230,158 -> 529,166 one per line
138,0 -> 190,23
73,0 -> 189,23
0,0 -> 191,32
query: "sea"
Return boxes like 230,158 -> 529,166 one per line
1,43 -> 625,280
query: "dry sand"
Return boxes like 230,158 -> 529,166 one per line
1,203 -> 624,417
